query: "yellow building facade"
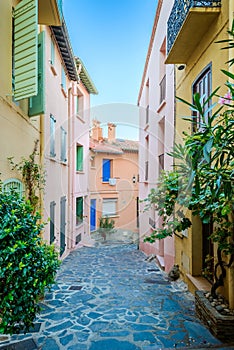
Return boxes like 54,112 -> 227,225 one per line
0,0 -> 62,197
166,0 -> 234,307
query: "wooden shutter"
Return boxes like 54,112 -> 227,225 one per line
29,31 -> 45,116
50,201 -> 56,244
76,197 -> 83,225
76,145 -> 83,171
102,159 -> 111,182
14,0 -> 38,101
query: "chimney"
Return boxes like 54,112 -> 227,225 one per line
91,120 -> 103,141
108,123 -> 116,142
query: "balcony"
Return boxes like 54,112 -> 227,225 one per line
38,0 -> 63,26
166,1 -> 221,64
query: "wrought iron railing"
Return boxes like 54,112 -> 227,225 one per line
167,0 -> 221,55
159,75 -> 166,105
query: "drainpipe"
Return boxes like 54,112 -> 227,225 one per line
228,0 -> 234,310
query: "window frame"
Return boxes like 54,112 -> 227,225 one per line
102,159 -> 112,182
102,198 -> 117,217
76,144 -> 84,172
3,178 -> 24,197
192,63 -> 212,132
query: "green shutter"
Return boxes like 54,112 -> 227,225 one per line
14,0 -> 38,101
29,31 -> 45,116
76,146 -> 83,171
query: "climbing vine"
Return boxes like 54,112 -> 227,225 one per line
8,139 -> 45,213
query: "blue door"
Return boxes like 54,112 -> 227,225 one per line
90,199 -> 96,232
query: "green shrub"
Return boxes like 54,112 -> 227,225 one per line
0,191 -> 60,335
99,217 -> 115,230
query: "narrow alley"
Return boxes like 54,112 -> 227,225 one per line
1,242 -> 228,350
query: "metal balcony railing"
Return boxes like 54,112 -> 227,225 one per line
167,0 -> 221,55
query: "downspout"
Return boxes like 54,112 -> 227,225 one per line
68,84 -> 74,250
228,0 -> 234,310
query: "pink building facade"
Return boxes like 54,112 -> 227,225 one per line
69,59 -> 98,249
89,121 -> 139,233
39,23 -> 79,258
37,23 -> 97,258
137,0 -> 175,272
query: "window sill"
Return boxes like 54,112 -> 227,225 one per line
61,86 -> 68,98
50,64 -> 57,76
157,99 -> 166,113
76,170 -> 84,174
49,154 -> 56,161
186,274 -> 212,292
76,114 -> 85,123
144,123 -> 149,132
76,222 -> 84,228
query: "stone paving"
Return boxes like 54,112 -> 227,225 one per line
0,242 -> 229,349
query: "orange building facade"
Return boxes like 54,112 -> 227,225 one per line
89,121 -> 139,234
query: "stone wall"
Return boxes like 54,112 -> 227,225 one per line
195,291 -> 234,343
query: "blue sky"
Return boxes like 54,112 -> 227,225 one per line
63,0 -> 158,139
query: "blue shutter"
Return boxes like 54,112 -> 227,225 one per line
102,159 -> 111,182
29,31 -> 45,116
14,0 -> 38,100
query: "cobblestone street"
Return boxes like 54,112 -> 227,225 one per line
0,243 -> 229,349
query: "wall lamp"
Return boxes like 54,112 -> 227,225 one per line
177,64 -> 186,71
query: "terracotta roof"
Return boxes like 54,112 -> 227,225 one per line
90,138 -> 138,154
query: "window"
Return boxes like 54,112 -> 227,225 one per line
76,96 -> 79,115
50,39 -> 55,66
50,114 -> 56,157
90,155 -> 95,168
50,201 -> 56,244
102,159 -> 111,182
61,65 -> 66,91
60,127 -> 67,162
60,196 -> 66,256
159,154 -> 164,175
192,65 -> 212,131
3,179 -> 23,197
76,145 -> 83,171
102,198 -> 117,217
76,197 -> 83,226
